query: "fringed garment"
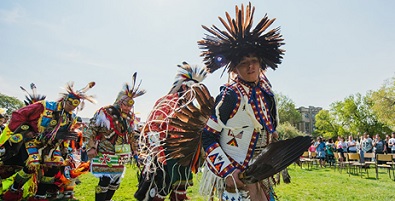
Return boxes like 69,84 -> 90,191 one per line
137,93 -> 193,200
200,76 -> 278,201
85,105 -> 134,182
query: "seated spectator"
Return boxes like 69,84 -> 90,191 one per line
347,135 -> 357,153
326,139 -> 336,166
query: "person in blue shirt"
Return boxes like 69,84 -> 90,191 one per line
315,137 -> 326,167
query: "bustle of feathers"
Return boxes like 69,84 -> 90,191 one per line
165,83 -> 215,173
240,136 -> 312,184
198,2 -> 285,73
60,81 -> 96,111
116,72 -> 146,102
168,61 -> 209,94
20,83 -> 46,105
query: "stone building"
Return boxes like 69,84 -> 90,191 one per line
296,106 -> 322,135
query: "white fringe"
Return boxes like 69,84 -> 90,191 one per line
199,163 -> 225,201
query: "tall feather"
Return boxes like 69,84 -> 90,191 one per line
130,72 -> 137,96
115,72 -> 146,102
78,82 -> 95,93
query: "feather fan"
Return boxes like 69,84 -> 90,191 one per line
240,135 -> 312,184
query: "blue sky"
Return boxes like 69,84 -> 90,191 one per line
1,1 -> 394,121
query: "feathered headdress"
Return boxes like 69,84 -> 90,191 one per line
20,83 -> 46,105
198,2 -> 285,73
168,62 -> 209,94
115,72 -> 146,106
60,81 -> 96,112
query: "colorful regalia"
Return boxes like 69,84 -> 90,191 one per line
135,62 -> 213,201
85,72 -> 145,201
200,75 -> 280,201
0,82 -> 95,201
197,2 -> 290,201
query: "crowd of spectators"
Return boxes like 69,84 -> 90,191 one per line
310,132 -> 395,166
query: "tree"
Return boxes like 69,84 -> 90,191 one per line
276,93 -> 302,126
315,93 -> 391,139
0,93 -> 24,115
314,109 -> 340,139
277,122 -> 305,140
333,94 -> 391,135
368,76 -> 395,130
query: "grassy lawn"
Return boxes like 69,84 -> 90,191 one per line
74,164 -> 395,201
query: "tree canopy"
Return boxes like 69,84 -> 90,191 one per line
314,90 -> 393,139
368,76 -> 395,130
276,93 -> 302,126
0,93 -> 24,115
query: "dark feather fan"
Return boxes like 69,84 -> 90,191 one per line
240,135 -> 312,184
198,2 -> 285,73
165,83 -> 215,173
20,83 -> 46,105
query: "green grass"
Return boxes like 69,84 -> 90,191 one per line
74,164 -> 395,201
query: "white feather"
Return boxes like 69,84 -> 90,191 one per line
95,110 -> 111,129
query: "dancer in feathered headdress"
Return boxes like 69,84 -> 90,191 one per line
198,3 -> 311,201
1,81 -> 96,201
135,62 -> 214,201
198,2 -> 285,74
59,81 -> 96,113
85,72 -> 146,201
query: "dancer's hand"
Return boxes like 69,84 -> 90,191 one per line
87,147 -> 97,159
225,169 -> 246,191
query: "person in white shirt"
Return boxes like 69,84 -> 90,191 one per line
347,135 -> 357,153
336,137 -> 347,162
388,132 -> 395,154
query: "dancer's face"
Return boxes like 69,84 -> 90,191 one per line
234,55 -> 261,83
64,99 -> 79,112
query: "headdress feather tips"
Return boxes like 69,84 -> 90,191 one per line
20,83 -> 46,105
116,72 -> 146,103
168,61 -> 209,94
60,81 -> 96,111
198,2 -> 285,73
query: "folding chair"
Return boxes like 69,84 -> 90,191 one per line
362,152 -> 375,177
347,153 -> 367,177
310,151 -> 320,168
299,151 -> 313,169
334,152 -> 347,173
375,154 -> 395,180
